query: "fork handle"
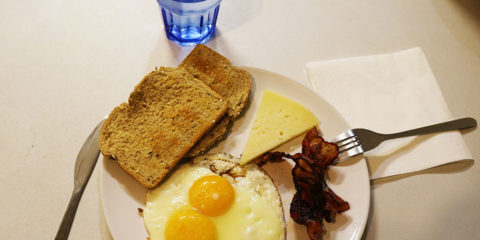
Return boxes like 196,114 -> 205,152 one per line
384,117 -> 477,140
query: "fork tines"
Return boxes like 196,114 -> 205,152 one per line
332,130 -> 364,162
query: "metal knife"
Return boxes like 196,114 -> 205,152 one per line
54,119 -> 105,240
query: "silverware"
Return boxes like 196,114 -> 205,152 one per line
54,119 -> 105,240
333,117 -> 477,162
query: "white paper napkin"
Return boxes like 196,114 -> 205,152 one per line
306,47 -> 473,179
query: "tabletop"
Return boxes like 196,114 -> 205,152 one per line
1,0 -> 479,239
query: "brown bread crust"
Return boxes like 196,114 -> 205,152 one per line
180,45 -> 251,157
185,116 -> 230,157
99,67 -> 228,188
180,44 -> 251,119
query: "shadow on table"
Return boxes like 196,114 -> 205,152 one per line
372,160 -> 474,185
370,126 -> 475,185
360,160 -> 473,240
452,0 -> 480,23
359,124 -> 475,240
434,0 -> 480,55
145,0 -> 262,68
145,30 -> 249,74
215,0 -> 262,37
146,35 -> 192,69
144,30 -> 241,71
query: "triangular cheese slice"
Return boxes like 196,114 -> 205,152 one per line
240,90 -> 319,165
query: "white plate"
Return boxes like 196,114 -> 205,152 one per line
100,67 -> 370,240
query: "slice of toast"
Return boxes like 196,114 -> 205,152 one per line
180,45 -> 251,157
99,67 -> 228,188
185,115 -> 230,157
180,45 -> 251,119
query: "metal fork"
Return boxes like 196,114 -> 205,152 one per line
333,117 -> 477,162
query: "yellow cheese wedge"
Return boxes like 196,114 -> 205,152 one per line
240,90 -> 319,165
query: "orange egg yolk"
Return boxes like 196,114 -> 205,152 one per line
164,208 -> 217,240
189,175 -> 235,216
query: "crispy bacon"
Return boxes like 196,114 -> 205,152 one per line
260,127 -> 350,240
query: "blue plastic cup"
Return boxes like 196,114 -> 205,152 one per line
157,0 -> 222,46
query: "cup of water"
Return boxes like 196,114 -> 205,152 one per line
157,0 -> 222,46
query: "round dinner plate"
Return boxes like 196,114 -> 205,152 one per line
100,67 -> 370,240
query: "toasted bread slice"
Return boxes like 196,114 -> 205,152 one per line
185,115 -> 230,157
180,67 -> 231,157
180,45 -> 251,157
99,67 -> 228,188
180,44 -> 251,119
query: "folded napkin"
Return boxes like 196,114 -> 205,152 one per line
306,47 -> 473,179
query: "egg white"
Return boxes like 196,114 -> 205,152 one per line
143,157 -> 285,240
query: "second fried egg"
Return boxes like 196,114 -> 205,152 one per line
143,153 -> 285,240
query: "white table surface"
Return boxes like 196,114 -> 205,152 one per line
1,0 -> 479,239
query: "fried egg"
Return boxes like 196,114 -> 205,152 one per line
143,153 -> 285,240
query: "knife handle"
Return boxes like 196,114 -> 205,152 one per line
54,187 -> 85,240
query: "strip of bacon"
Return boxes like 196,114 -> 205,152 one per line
259,127 -> 350,240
